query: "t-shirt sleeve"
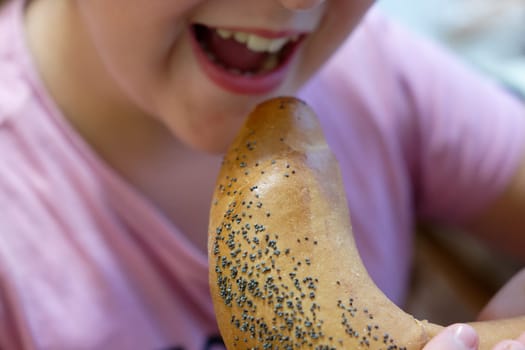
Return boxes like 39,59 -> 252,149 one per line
379,13 -> 525,224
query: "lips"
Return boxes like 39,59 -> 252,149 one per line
190,24 -> 305,95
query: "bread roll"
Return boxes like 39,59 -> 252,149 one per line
208,96 -> 525,349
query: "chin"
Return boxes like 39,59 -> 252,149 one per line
196,140 -> 232,155
181,104 -> 263,154
177,126 -> 239,155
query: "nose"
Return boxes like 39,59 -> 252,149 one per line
278,0 -> 325,10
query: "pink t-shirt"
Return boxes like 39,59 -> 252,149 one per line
1,0 -> 524,349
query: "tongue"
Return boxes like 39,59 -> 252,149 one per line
208,30 -> 269,72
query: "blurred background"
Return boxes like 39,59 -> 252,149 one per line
377,0 -> 525,324
380,0 -> 525,98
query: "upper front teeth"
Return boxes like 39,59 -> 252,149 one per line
216,29 -> 297,53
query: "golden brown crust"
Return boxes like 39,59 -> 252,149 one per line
208,97 -> 525,349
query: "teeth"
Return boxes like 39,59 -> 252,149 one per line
228,68 -> 242,76
246,35 -> 274,53
268,38 -> 288,53
260,54 -> 279,73
233,32 -> 249,43
217,29 -> 233,39
214,28 -> 295,53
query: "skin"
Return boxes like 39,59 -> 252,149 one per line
478,268 -> 525,322
21,0 -> 525,347
424,324 -> 525,350
427,268 -> 525,349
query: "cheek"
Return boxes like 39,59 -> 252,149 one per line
299,0 -> 374,77
74,1 -> 195,109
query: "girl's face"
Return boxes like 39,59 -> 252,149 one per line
74,0 -> 373,152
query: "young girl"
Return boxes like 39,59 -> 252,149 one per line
0,0 -> 524,349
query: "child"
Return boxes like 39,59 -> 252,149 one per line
0,0 -> 524,349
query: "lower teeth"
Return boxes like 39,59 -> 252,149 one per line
202,43 -> 281,75
228,68 -> 242,76
259,54 -> 279,73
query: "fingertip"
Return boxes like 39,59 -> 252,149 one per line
452,323 -> 479,350
424,324 -> 479,350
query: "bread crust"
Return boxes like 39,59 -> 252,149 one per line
208,97 -> 524,349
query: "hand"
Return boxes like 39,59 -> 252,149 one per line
424,267 -> 525,350
422,324 -> 525,350
478,268 -> 525,321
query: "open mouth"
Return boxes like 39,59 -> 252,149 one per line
193,24 -> 302,75
190,24 -> 305,94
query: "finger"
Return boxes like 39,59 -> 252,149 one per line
423,324 -> 479,350
517,332 -> 525,345
492,340 -> 525,350
478,268 -> 525,321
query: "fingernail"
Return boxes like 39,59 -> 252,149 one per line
453,324 -> 478,350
